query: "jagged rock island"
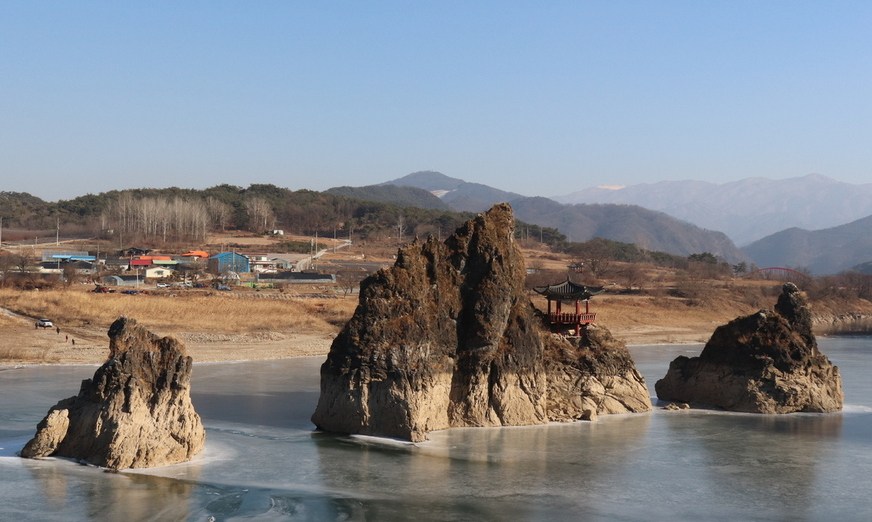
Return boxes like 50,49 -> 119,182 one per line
655,283 -> 843,412
20,317 -> 206,469
311,203 -> 651,442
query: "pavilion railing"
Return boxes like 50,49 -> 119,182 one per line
547,312 -> 596,324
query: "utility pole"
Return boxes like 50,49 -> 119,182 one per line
56,218 -> 60,246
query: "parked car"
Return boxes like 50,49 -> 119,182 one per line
156,282 -> 169,288
36,318 -> 53,328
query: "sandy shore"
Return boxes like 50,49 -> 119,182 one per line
1,313 -> 705,367
0,323 -> 336,366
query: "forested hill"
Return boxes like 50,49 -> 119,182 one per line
1,182 -> 729,269
325,184 -> 450,210
0,184 -> 474,245
1,191 -> 54,225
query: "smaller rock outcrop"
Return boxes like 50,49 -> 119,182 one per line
544,325 -> 652,421
21,317 -> 206,469
655,283 -> 843,413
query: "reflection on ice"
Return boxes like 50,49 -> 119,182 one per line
2,341 -> 872,520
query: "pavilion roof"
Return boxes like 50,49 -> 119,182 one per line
533,279 -> 603,301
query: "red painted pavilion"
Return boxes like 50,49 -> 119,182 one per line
533,279 -> 603,335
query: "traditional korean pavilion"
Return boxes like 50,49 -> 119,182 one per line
533,279 -> 603,335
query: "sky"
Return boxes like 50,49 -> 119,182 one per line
2,1 -> 871,202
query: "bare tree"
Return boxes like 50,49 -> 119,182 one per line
396,214 -> 406,244
207,197 -> 232,231
107,194 -> 212,243
620,263 -> 644,291
245,197 -> 275,232
62,264 -> 79,287
15,252 -> 33,273
0,252 -> 14,286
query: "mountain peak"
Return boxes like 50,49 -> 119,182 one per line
385,171 -> 466,192
383,171 -> 524,213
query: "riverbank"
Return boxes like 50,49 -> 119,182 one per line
0,306 -> 706,366
3,285 -> 871,366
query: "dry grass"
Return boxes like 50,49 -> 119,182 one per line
0,345 -> 60,364
0,287 -> 355,336
0,313 -> 16,328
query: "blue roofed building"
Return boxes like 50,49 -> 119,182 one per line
208,252 -> 250,274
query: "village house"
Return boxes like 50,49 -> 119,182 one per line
208,252 -> 250,274
129,255 -> 178,269
144,266 -> 173,279
39,260 -> 98,276
241,253 -> 300,273
103,257 -> 130,271
181,250 -> 210,261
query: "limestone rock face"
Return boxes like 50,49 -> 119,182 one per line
545,325 -> 652,422
21,317 -> 206,469
312,204 -> 650,442
655,283 -> 843,413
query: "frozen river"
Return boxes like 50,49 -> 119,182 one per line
2,337 -> 872,521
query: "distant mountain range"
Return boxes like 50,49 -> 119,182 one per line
368,171 -> 747,262
554,174 -> 872,246
10,169 -> 869,274
743,215 -> 872,275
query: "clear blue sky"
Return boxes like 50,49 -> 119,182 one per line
2,1 -> 871,201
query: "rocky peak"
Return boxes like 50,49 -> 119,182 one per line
21,317 -> 205,469
656,283 -> 842,413
775,282 -> 816,351
312,204 -> 650,441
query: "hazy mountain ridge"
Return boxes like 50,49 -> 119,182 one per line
326,185 -> 450,210
386,171 -> 524,213
510,198 -> 741,261
555,174 -> 872,246
742,215 -> 872,275
385,172 -> 746,262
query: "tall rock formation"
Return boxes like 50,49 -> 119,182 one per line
21,317 -> 206,469
312,204 -> 650,442
655,283 -> 843,412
